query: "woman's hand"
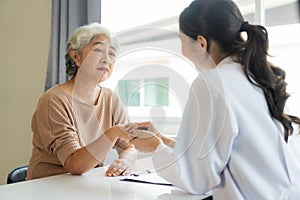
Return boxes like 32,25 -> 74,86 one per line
105,158 -> 133,176
105,130 -> 137,177
104,125 -> 130,144
129,129 -> 163,153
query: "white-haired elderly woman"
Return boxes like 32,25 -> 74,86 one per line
27,23 -> 136,180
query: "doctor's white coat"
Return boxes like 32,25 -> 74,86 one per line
153,57 -> 300,200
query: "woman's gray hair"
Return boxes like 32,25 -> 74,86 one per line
65,22 -> 120,77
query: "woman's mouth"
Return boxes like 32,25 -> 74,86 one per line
97,68 -> 109,73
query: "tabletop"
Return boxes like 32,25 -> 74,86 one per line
0,157 -> 209,200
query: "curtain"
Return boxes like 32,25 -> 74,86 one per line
45,0 -> 102,91
298,0 -> 300,20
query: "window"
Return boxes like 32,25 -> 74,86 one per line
118,79 -> 140,106
117,77 -> 169,107
264,0 -> 300,116
102,0 -> 300,136
234,0 -> 300,116
144,78 -> 169,106
102,48 -> 195,136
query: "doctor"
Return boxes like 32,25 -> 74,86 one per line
126,0 -> 300,199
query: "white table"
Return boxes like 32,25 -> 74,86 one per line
0,157 -> 208,200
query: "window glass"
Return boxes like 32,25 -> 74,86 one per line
118,79 -> 140,106
234,0 -> 255,23
265,0 -> 300,116
144,78 -> 169,106
101,0 -> 193,32
264,0 -> 299,26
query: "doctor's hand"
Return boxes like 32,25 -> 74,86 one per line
125,121 -> 175,149
125,121 -> 159,134
129,130 -> 163,153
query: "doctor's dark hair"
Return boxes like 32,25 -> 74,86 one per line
179,0 -> 300,141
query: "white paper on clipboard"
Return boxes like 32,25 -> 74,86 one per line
120,171 -> 173,186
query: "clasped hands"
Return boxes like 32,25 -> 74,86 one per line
105,121 -> 162,176
121,121 -> 175,150
123,121 -> 163,152
105,121 -> 162,177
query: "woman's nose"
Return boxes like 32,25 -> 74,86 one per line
101,53 -> 110,65
101,58 -> 108,64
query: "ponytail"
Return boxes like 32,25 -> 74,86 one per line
239,23 -> 300,141
179,0 -> 300,141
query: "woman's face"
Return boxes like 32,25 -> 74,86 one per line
75,34 -> 117,83
178,31 -> 201,65
178,30 -> 215,70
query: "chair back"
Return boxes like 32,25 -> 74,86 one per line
7,165 -> 28,184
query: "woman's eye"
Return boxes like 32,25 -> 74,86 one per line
109,52 -> 116,58
94,48 -> 102,53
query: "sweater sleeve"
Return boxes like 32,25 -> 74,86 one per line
111,90 -> 129,125
34,92 -> 81,165
110,90 -> 130,150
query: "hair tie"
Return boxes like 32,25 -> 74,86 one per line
240,21 -> 249,32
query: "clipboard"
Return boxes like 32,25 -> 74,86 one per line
119,171 -> 173,186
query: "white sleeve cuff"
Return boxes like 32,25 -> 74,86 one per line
154,142 -> 168,153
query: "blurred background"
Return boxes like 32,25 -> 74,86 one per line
0,0 -> 299,185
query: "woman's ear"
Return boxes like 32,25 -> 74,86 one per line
70,50 -> 81,66
196,35 -> 208,51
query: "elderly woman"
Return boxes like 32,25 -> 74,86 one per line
27,23 -> 136,180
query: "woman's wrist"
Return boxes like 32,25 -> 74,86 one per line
104,126 -> 119,144
119,145 -> 137,163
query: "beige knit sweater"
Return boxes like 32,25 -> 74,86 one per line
27,85 -> 128,180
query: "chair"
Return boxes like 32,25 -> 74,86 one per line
7,165 -> 28,184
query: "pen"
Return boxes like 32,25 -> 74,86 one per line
137,127 -> 148,130
130,169 -> 154,177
